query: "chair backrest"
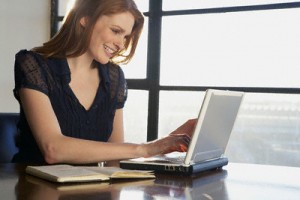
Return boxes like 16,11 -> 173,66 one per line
0,113 -> 19,163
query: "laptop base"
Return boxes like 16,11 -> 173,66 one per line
120,157 -> 228,175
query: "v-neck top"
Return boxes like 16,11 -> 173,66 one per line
12,49 -> 128,164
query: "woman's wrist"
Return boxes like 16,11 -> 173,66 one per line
136,143 -> 148,158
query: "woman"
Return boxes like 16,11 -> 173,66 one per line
12,0 -> 196,165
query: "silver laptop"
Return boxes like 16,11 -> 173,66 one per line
120,89 -> 244,175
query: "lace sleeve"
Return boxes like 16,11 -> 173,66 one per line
108,63 -> 128,109
13,50 -> 49,101
116,67 -> 128,108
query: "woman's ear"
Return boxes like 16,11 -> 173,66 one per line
80,17 -> 88,27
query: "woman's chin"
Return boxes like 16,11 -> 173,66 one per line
96,57 -> 110,65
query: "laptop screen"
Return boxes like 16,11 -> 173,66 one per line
185,89 -> 244,165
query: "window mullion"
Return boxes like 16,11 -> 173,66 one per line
146,0 -> 163,141
50,0 -> 59,37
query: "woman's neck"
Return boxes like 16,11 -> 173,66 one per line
67,53 -> 94,72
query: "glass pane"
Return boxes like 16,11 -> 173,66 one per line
226,93 -> 300,167
159,91 -> 300,167
122,18 -> 148,79
160,8 -> 300,87
123,90 -> 148,143
58,21 -> 63,30
58,0 -> 73,16
159,91 -> 205,137
163,0 -> 296,10
134,0 -> 149,12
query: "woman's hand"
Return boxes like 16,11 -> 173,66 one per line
170,119 -> 197,138
142,119 -> 197,157
143,134 -> 191,157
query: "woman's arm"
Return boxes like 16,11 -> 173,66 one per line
20,88 -> 194,164
106,109 -> 125,166
19,88 -> 144,164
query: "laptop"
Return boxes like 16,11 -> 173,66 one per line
120,89 -> 244,175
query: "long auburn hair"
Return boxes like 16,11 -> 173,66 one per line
32,0 -> 144,64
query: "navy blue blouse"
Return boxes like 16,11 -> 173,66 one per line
12,50 -> 127,164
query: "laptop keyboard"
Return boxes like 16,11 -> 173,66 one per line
163,155 -> 185,163
156,152 -> 186,164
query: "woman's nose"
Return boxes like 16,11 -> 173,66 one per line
115,36 -> 125,51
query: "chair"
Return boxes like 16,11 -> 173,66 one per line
0,113 -> 19,163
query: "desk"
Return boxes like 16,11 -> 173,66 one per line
0,163 -> 299,200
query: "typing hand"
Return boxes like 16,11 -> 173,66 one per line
170,119 -> 197,138
144,134 -> 191,157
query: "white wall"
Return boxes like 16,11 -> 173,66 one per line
0,0 -> 50,112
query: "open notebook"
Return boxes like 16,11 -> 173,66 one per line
120,89 -> 244,175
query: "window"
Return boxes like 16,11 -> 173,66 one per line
160,9 -> 300,88
51,0 -> 300,167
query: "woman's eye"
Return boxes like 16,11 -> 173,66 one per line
111,29 -> 120,34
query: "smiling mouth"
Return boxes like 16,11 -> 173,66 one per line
104,45 -> 117,55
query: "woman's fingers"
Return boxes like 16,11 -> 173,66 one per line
171,119 -> 197,137
162,134 -> 191,154
144,133 -> 192,157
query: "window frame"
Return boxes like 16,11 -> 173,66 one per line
50,0 -> 300,141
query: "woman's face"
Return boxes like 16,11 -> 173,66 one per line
85,11 -> 135,64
